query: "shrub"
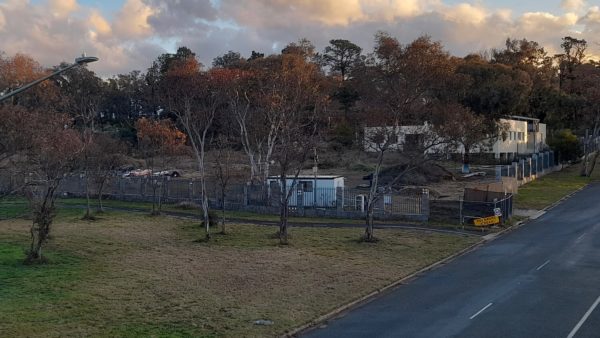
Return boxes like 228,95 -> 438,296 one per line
174,201 -> 200,210
331,122 -> 355,148
548,129 -> 581,163
200,209 -> 219,228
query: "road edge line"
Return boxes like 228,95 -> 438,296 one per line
283,183 -> 593,338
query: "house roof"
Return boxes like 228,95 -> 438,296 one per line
267,175 -> 343,180
507,115 -> 540,122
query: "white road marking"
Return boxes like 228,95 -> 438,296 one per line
536,260 -> 551,271
566,295 -> 600,338
576,234 -> 586,242
469,303 -> 493,320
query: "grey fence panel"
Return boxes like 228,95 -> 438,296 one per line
429,200 -> 461,223
54,175 -> 430,221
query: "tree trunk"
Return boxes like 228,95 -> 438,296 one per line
97,179 -> 105,212
363,149 -> 383,242
84,173 -> 92,219
364,205 -> 375,241
279,175 -> 289,245
199,159 -> 210,240
221,189 -> 226,234
158,177 -> 164,213
151,181 -> 158,215
26,186 -> 56,264
202,191 -> 210,240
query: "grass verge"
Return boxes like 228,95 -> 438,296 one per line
0,211 -> 477,337
515,162 -> 600,210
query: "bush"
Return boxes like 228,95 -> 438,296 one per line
174,201 -> 200,210
200,209 -> 219,228
548,129 -> 582,163
349,162 -> 374,172
331,122 -> 355,149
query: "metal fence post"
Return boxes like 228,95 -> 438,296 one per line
336,187 -> 344,211
421,188 -> 430,222
459,197 -> 463,229
243,184 -> 249,206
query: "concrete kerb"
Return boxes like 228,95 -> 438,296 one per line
285,182 -> 593,338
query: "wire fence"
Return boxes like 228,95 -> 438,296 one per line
52,175 -> 429,221
2,173 -> 516,225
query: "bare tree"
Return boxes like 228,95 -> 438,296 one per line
212,135 -> 234,234
163,57 -> 227,240
227,65 -> 282,183
90,134 -> 127,212
24,114 -> 83,263
54,65 -> 103,220
260,53 -> 327,244
362,123 -> 448,241
357,33 -> 457,241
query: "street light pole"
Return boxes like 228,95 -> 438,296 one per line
0,55 -> 99,103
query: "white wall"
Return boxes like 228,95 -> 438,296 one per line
364,119 -> 547,157
266,177 -> 344,207
493,119 -> 528,155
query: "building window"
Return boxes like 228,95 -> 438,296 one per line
299,181 -> 313,193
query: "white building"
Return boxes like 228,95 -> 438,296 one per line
266,175 -> 345,208
364,116 -> 547,160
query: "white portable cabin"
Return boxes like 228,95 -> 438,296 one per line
266,175 -> 345,208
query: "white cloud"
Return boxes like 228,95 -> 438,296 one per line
0,9 -> 5,32
89,10 -> 112,36
48,0 -> 79,18
441,3 -> 488,25
0,0 -> 598,76
113,0 -> 155,38
561,0 -> 587,12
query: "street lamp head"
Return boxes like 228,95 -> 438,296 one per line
75,56 -> 99,65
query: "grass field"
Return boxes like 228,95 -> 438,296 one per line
515,162 -> 600,210
0,209 -> 477,337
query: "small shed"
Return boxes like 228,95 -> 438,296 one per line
266,175 -> 345,208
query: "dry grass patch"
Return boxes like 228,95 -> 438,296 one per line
0,211 -> 477,337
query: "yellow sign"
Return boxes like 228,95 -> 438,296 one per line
474,215 -> 500,226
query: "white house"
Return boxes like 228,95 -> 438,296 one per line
364,116 -> 547,160
266,175 -> 345,208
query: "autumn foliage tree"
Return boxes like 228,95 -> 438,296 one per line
136,117 -> 187,214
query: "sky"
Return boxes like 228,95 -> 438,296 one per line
1,0 -> 599,76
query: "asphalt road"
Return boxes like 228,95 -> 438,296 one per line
303,184 -> 600,338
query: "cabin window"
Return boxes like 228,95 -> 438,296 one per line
299,181 -> 313,193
